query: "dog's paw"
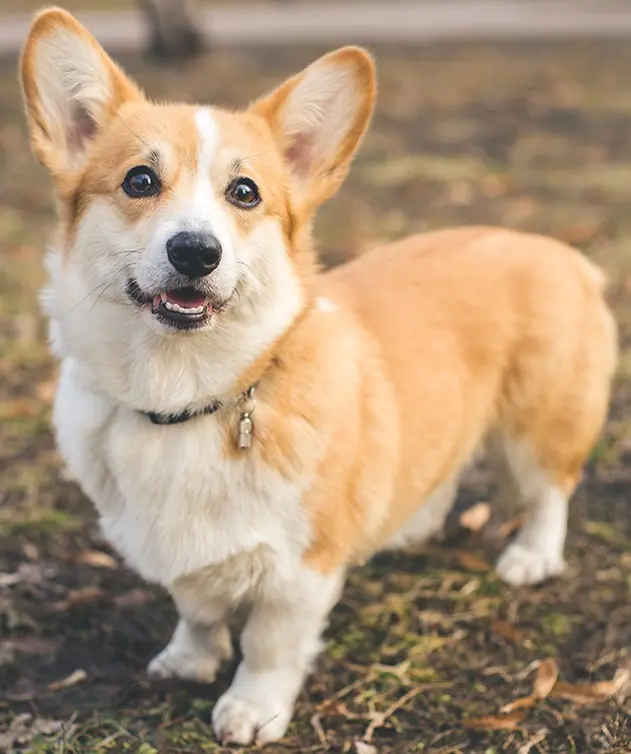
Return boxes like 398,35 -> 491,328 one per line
147,642 -> 225,683
496,542 -> 566,586
212,692 -> 291,746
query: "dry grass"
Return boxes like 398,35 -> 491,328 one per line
1,40 -> 631,753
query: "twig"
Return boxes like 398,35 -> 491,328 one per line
362,685 -> 424,742
310,713 -> 329,750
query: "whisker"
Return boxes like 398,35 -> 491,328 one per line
88,279 -> 118,314
112,249 -> 142,258
67,280 -> 111,315
67,256 -> 133,315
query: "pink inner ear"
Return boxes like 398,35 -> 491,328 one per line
67,103 -> 97,153
285,132 -> 313,180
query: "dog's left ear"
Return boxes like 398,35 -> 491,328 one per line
251,47 -> 376,208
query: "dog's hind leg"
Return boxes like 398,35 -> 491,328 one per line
494,289 -> 616,586
494,435 -> 572,586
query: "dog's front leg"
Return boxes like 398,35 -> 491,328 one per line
147,617 -> 232,683
212,566 -> 344,746
147,583 -> 234,683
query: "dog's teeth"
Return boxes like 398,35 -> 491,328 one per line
161,297 -> 207,315
160,292 -> 168,303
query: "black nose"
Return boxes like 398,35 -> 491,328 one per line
166,231 -> 222,278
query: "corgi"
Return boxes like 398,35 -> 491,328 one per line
21,8 -> 617,745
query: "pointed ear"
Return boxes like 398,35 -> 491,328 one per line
20,8 -> 142,174
251,47 -> 375,208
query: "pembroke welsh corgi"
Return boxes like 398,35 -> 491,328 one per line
21,8 -> 618,745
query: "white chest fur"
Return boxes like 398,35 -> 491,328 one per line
54,358 -> 310,587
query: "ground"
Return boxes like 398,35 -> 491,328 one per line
1,39 -> 631,754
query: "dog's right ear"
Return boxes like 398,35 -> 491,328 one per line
20,8 -> 142,174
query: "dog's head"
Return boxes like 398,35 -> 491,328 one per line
20,8 -> 374,403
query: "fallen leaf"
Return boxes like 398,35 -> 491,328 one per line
459,502 -> 491,532
35,380 -> 56,405
0,572 -> 22,587
113,588 -> 155,608
8,637 -> 61,655
0,563 -> 56,588
463,710 -> 525,730
501,658 -> 558,713
552,679 -> 618,705
533,658 -> 559,699
498,517 -> 525,538
21,542 -> 39,561
557,222 -> 600,246
454,550 -> 493,573
613,668 -> 631,702
355,742 -> 377,754
74,550 -> 117,569
53,587 -> 104,610
48,668 -> 87,691
500,695 -> 536,713
491,619 -> 521,644
0,714 -> 65,750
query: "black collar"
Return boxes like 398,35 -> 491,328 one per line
141,400 -> 222,426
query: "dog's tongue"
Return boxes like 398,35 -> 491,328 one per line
166,288 -> 207,308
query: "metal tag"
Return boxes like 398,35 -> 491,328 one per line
238,414 -> 253,449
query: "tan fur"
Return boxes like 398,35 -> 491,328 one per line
307,227 -> 616,568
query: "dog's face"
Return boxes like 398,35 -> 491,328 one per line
49,103 -> 300,334
20,9 -> 375,344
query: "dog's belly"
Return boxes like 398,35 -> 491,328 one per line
54,359 -> 309,587
384,474 -> 459,550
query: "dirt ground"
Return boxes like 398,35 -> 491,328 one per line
1,39 -> 631,754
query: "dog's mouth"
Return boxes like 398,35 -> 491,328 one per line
126,279 -> 214,330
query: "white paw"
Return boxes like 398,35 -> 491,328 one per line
496,542 -> 566,586
212,692 -> 291,746
147,642 -> 226,683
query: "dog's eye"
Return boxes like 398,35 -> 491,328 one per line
122,166 -> 161,198
226,177 -> 261,209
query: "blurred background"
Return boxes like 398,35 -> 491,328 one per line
1,1 -> 631,752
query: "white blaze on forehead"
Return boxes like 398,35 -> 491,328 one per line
195,107 -> 220,186
192,107 -> 229,236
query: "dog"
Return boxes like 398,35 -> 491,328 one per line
20,8 -> 617,745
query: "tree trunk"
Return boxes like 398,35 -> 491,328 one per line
140,0 -> 204,61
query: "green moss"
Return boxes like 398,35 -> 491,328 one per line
0,506 -> 82,537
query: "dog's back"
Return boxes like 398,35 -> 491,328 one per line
322,226 -> 617,582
